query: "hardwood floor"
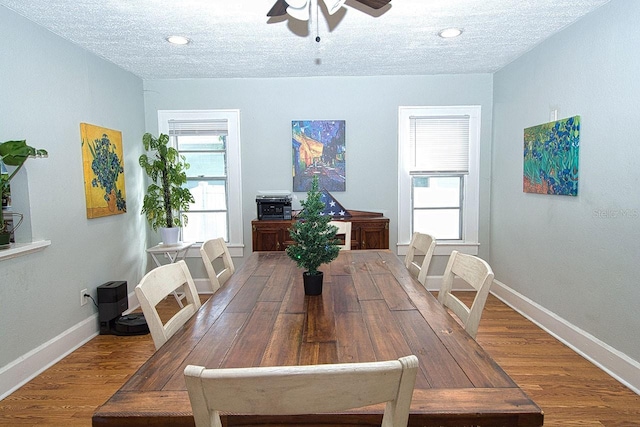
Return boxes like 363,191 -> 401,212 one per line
1,293 -> 638,426
454,293 -> 640,426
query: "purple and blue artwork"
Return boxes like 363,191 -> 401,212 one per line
292,120 -> 346,192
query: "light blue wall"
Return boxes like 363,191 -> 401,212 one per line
143,75 -> 494,274
492,0 -> 640,361
0,6 -> 146,367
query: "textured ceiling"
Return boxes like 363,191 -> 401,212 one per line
1,0 -> 611,79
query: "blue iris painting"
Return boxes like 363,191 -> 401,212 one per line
523,116 -> 580,196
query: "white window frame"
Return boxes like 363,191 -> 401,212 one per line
158,110 -> 243,257
397,106 -> 481,257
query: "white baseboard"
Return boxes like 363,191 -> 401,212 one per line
194,278 -> 215,295
124,280 -> 213,314
491,279 -> 640,395
422,275 -> 639,394
424,275 -> 472,292
1,290 -> 141,401
0,314 -> 99,400
0,285 -> 216,401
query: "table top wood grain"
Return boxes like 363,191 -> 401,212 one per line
93,250 -> 543,427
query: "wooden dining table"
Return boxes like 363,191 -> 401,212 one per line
93,250 -> 543,427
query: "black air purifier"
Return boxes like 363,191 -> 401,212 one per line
97,281 -> 149,336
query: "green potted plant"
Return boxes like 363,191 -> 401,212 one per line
286,175 -> 340,295
0,140 -> 48,249
139,132 -> 194,245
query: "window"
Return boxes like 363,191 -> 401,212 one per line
413,175 -> 463,240
398,106 -> 481,255
158,110 -> 242,256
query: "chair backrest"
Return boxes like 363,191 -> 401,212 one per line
134,260 -> 201,350
404,232 -> 436,286
328,220 -> 352,250
200,238 -> 235,293
437,250 -> 494,338
184,355 -> 419,427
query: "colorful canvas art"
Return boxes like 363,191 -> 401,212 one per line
81,123 -> 127,218
523,115 -> 580,196
292,120 -> 346,192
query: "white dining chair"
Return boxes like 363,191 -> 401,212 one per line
200,237 -> 235,293
328,220 -> 352,250
184,355 -> 419,427
437,250 -> 494,338
134,260 -> 201,350
404,232 -> 436,287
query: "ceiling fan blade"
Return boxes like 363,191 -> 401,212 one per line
267,0 -> 289,17
352,0 -> 391,9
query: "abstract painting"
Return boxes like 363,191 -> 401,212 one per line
81,123 -> 127,218
292,120 -> 345,192
523,115 -> 580,196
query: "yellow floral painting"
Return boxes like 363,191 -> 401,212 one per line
81,123 -> 127,218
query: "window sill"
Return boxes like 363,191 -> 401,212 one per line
0,240 -> 51,261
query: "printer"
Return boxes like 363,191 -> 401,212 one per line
256,193 -> 292,220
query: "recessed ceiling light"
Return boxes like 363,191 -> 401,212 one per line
438,28 -> 463,39
166,35 -> 190,45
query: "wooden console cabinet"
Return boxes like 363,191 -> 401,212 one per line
252,210 -> 389,252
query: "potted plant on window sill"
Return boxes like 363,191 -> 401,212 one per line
139,133 -> 194,246
0,140 -> 48,249
286,175 -> 340,295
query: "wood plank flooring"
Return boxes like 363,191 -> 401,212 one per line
1,293 -> 638,426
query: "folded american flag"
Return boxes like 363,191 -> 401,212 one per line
319,190 -> 351,218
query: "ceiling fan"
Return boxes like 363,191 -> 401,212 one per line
267,0 -> 391,20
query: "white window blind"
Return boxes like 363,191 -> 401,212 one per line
409,115 -> 470,173
168,119 -> 228,136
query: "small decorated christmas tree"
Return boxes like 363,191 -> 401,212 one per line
286,175 -> 340,278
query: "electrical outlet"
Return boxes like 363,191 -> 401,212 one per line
80,288 -> 88,306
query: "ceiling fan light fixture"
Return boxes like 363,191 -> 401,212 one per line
287,0 -> 310,20
322,0 -> 346,15
438,28 -> 463,38
166,35 -> 190,45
